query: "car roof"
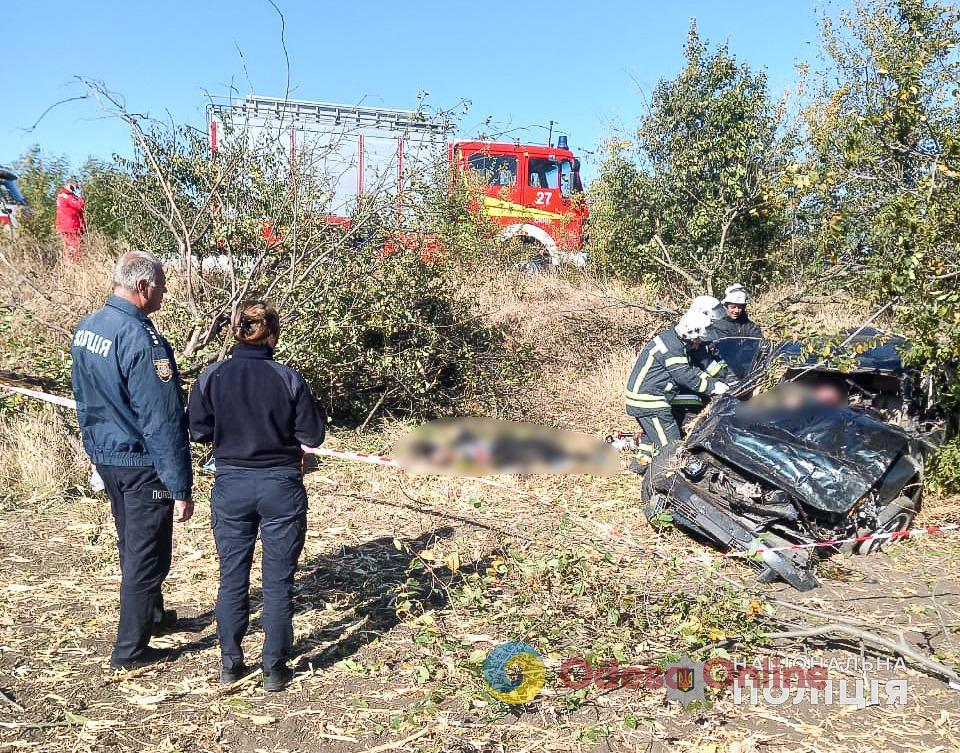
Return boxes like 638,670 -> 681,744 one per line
776,327 -> 909,374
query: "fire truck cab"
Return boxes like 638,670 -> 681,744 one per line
454,139 -> 588,266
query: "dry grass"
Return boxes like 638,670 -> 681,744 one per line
1,244 -> 959,752
1,441 -> 958,753
753,283 -> 891,334
472,270 -> 664,431
472,274 -> 881,435
0,234 -> 115,321
0,404 -> 88,507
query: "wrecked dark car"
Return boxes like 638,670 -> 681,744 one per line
641,329 -> 945,591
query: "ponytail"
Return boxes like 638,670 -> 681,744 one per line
233,301 -> 280,349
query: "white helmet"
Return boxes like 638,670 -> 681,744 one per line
688,295 -> 725,323
722,284 -> 749,305
675,310 -> 713,343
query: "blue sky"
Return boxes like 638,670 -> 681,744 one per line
2,0 -> 837,179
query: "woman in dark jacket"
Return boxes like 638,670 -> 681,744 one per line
188,301 -> 325,691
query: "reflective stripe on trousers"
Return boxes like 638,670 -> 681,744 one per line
632,410 -> 681,463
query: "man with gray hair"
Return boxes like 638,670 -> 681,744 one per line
71,250 -> 193,669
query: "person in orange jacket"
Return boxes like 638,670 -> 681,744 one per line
56,180 -> 85,262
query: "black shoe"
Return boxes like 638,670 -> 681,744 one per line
110,646 -> 174,671
220,663 -> 250,684
151,609 -> 179,636
262,664 -> 294,692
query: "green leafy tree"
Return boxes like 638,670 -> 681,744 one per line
12,147 -> 70,244
803,0 -> 960,412
77,158 -> 126,240
591,22 -> 791,295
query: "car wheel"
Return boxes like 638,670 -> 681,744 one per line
854,495 -> 919,555
515,254 -> 552,275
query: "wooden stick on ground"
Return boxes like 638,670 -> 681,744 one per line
0,688 -> 24,713
766,621 -> 960,686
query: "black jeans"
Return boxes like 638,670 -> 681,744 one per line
211,466 -> 308,671
97,465 -> 173,664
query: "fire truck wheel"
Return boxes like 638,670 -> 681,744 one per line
496,235 -> 554,274
516,255 -> 552,275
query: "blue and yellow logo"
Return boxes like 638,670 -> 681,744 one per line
482,642 -> 545,704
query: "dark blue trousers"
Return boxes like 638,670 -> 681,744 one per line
211,466 -> 307,671
98,465 -> 173,664
632,409 -> 682,464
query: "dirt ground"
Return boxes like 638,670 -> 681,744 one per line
1,262 -> 958,751
1,452 -> 958,753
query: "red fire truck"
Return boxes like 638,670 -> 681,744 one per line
208,96 -> 588,266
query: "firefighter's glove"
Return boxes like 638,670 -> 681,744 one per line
711,382 -> 730,396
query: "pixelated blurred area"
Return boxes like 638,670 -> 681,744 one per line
394,417 -> 618,477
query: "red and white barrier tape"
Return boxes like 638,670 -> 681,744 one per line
0,382 -> 545,491
3,384 -> 78,409
0,383 -> 406,469
307,446 -> 402,468
5,381 -> 959,560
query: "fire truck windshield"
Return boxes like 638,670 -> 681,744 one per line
468,153 -> 517,187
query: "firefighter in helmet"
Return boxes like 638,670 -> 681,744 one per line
669,295 -> 732,428
706,284 -> 762,339
625,309 -> 729,473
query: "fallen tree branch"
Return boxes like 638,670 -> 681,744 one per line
358,388 -> 394,433
0,688 -> 25,713
216,667 -> 263,695
0,302 -> 73,339
598,529 -> 960,687
765,598 -> 879,630
780,295 -> 900,387
593,295 -> 680,317
365,725 -> 434,753
0,369 -> 65,392
764,621 -> 960,686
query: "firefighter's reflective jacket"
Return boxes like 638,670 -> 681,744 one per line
625,328 -> 719,416
670,342 -> 730,409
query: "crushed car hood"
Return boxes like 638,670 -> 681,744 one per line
686,396 -> 909,513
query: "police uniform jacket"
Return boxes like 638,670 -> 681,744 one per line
71,295 -> 192,500
625,327 -> 719,417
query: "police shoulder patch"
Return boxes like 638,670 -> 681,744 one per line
154,358 -> 173,382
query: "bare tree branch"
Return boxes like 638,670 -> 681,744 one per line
765,621 -> 960,686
